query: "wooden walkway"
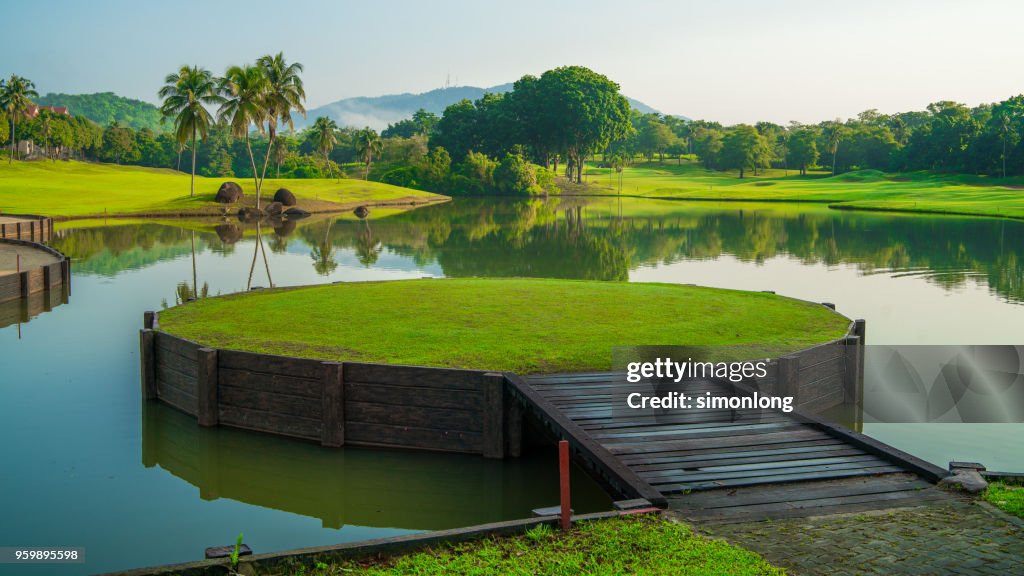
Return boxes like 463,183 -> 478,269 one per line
521,372 -> 952,523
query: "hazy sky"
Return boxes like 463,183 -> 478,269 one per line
7,0 -> 1024,124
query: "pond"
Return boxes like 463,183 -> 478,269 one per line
2,197 -> 1022,574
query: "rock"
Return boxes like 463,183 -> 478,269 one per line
264,202 -> 284,216
273,188 -> 297,206
214,223 -> 243,244
274,219 -> 296,237
215,182 -> 244,203
353,205 -> 370,219
938,469 -> 988,494
284,207 -> 310,219
237,207 -> 263,222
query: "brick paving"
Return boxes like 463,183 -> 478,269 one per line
684,499 -> 1024,575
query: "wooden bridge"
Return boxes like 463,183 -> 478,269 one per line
505,370 -> 951,524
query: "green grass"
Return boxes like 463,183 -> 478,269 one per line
0,160 -> 446,218
287,516 -> 784,575
984,481 -> 1024,519
576,160 -> 1024,219
157,278 -> 850,373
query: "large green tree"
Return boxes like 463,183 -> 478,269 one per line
158,66 -> 221,196
1,75 -> 39,163
786,127 -> 819,175
310,116 -> 339,179
720,124 -> 771,178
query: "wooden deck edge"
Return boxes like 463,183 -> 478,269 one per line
504,372 -> 669,508
98,509 -> 653,576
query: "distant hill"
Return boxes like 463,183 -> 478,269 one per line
36,92 -> 163,131
297,83 -> 669,131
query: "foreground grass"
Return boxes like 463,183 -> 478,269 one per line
157,278 -> 849,373
287,516 -> 784,576
0,160 -> 446,218
578,161 -> 1024,219
984,481 -> 1024,519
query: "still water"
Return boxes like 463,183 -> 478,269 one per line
1,197 -> 1022,574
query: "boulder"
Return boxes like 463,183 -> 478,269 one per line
273,188 -> 297,206
214,223 -> 243,244
264,202 -> 284,216
353,205 -> 371,219
237,207 -> 263,222
215,182 -> 244,203
284,207 -> 311,219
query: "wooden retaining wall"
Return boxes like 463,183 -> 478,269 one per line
0,238 -> 71,305
0,214 -> 53,243
141,314 -> 511,458
755,319 -> 865,414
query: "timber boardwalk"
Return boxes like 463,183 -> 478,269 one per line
520,372 -> 953,524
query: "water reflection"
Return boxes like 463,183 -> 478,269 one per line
142,401 -> 610,530
50,199 -> 1024,303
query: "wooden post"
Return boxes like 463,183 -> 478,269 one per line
777,355 -> 799,401
64,257 -> 71,296
29,221 -> 35,242
559,440 -> 571,531
321,362 -> 345,447
18,270 -> 30,298
143,311 -> 155,330
140,329 -> 157,400
15,222 -> 21,238
196,348 -> 219,427
844,335 -> 865,407
42,264 -> 51,292
505,388 -> 523,458
1,223 -> 6,238
853,319 -> 866,345
482,373 -> 505,458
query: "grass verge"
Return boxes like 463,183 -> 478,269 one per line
287,516 -> 784,576
0,160 -> 447,218
157,278 -> 850,374
984,481 -> 1024,519
575,161 -> 1024,220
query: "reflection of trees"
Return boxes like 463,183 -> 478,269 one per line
309,219 -> 338,276
356,219 -> 382,266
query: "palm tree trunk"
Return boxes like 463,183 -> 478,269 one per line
256,127 -> 276,211
9,116 -> 16,163
245,133 -> 260,195
191,230 -> 197,297
832,148 -> 838,176
190,127 -> 197,197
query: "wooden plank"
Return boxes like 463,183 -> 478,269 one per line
218,349 -> 323,379
798,387 -> 844,412
794,341 -> 845,367
620,440 -> 849,465
156,350 -> 199,384
640,454 -> 882,481
776,355 -> 798,399
631,447 -> 867,473
685,490 -> 949,523
344,362 -> 484,391
658,464 -> 906,492
507,373 -> 667,508
197,348 -> 218,427
218,404 -> 321,441
346,401 -> 480,432
505,388 -> 523,458
674,474 -> 928,509
646,459 -> 893,486
481,373 -> 504,458
321,362 -> 344,447
140,329 -> 157,400
798,355 -> 845,386
845,335 -> 863,405
155,332 -> 200,361
344,381 -> 483,411
157,378 -> 198,415
603,428 -> 832,454
219,385 -> 321,419
345,421 -> 482,453
218,367 -> 321,398
155,362 -> 198,396
594,421 -> 803,442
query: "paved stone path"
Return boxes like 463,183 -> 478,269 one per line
681,498 -> 1024,575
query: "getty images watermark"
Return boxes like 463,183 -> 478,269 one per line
623,357 -> 794,413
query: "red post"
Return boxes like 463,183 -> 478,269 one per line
559,439 -> 571,531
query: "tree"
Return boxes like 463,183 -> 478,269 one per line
786,127 -> 819,175
355,127 -> 383,179
692,127 -> 724,169
101,121 -> 139,164
493,152 -> 537,195
720,125 -> 771,178
310,116 -> 339,179
822,120 -> 849,175
158,66 -> 221,196
255,52 -> 306,207
534,66 -> 632,183
639,119 -> 676,162
218,64 -> 268,193
1,75 -> 39,163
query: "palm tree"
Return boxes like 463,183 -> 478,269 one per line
255,53 -> 306,207
311,116 -> 339,179
355,127 -> 383,179
158,66 -> 221,197
218,64 -> 268,195
0,75 -> 39,163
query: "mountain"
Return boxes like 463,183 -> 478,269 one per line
35,92 -> 163,131
297,83 -> 666,131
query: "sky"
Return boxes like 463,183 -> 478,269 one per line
6,0 -> 1024,124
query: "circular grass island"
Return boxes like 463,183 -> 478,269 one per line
156,278 -> 851,374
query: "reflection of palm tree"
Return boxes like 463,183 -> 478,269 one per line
247,222 -> 275,289
175,231 -> 208,304
311,219 -> 338,275
356,219 -> 382,266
